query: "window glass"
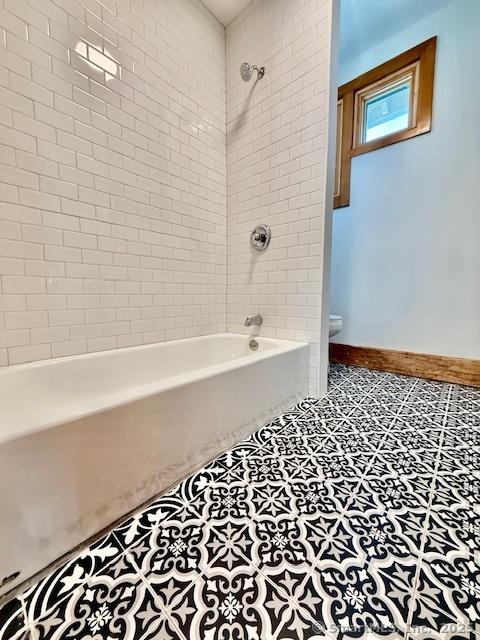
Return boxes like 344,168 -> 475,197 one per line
363,79 -> 412,143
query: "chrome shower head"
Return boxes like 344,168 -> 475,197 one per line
240,62 -> 265,82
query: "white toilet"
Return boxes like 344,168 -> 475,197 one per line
329,314 -> 343,338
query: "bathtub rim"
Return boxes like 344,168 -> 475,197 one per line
0,332 -> 308,444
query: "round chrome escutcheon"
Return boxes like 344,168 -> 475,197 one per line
250,224 -> 271,251
249,339 -> 259,351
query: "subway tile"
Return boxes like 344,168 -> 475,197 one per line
0,183 -> 18,204
0,7 -> 28,39
0,238 -> 43,259
6,31 -> 50,70
0,294 -> 26,312
69,323 -> 102,339
0,123 -> 36,152
42,211 -> 79,232
3,277 -> 44,301
9,72 -> 54,107
51,339 -> 87,358
0,162 -> 39,189
0,202 -> 41,225
44,245 -> 82,263
0,258 -> 25,275
26,294 -> 67,311
59,165 -> 95,189
39,176 -> 78,200
35,103 -> 74,134
0,0 -> 327,379
0,328 -> 29,347
48,309 -> 85,326
27,24 -> 69,63
13,111 -> 55,143
16,151 -> 58,178
8,343 -> 51,364
0,86 -> 33,116
67,294 -> 100,309
87,336 -> 117,352
21,224 -> 62,245
0,220 -> 20,240
18,188 -> 60,212
37,140 -> 75,166
46,277 -> 84,294
4,309 -> 48,329
61,198 -> 95,220
24,260 -> 65,277
0,47 -> 31,78
66,262 -> 99,279
29,326 -> 69,344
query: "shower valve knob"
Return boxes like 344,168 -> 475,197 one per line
250,224 -> 271,251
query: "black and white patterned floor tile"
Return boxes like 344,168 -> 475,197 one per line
1,365 -> 479,640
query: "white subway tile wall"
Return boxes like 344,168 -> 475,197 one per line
226,0 -> 331,393
0,0 -> 333,393
0,0 -> 227,364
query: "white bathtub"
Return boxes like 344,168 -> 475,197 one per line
0,333 -> 308,596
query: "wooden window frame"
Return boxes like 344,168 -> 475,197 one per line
334,37 -> 436,209
353,61 -> 419,150
334,94 -> 353,208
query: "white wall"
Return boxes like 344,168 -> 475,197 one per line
226,0 -> 335,393
331,0 -> 480,359
0,0 -> 226,366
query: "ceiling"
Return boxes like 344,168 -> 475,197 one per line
201,0 -> 455,42
340,0 -> 455,62
201,0 -> 252,26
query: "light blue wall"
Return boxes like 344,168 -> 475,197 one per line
331,0 -> 480,358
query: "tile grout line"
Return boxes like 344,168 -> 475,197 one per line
403,382 -> 453,639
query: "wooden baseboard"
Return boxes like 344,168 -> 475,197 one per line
329,343 -> 480,388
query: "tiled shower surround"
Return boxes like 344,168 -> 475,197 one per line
226,0 -> 332,392
0,0 -> 227,366
0,0 -> 334,393
1,365 -> 479,639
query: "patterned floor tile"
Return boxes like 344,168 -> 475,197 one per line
281,475 -> 349,522
30,552 -> 160,640
357,462 -> 434,516
334,413 -> 398,434
396,566 -> 480,639
300,540 -> 409,638
0,598 -> 25,640
332,505 -> 423,573
164,562 -> 302,640
2,365 -> 480,640
374,449 -> 439,479
114,493 -> 191,550
433,470 -> 480,509
22,533 -> 122,626
128,508 -> 211,584
416,552 -> 480,627
188,468 -> 256,527
438,448 -> 480,475
429,503 -> 480,556
380,427 -> 443,452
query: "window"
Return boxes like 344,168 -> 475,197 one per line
358,69 -> 415,144
334,37 -> 436,209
